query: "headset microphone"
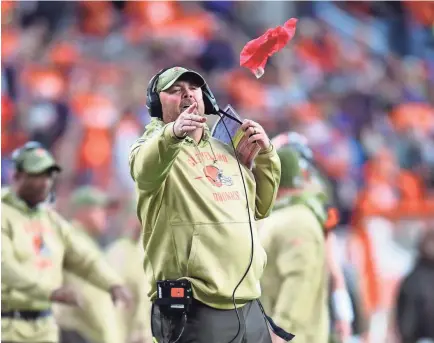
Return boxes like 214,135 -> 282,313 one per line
217,109 -> 243,125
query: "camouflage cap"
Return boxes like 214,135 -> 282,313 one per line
277,147 -> 303,189
156,67 -> 206,93
18,148 -> 61,175
70,186 -> 109,208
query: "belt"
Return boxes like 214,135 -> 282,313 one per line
1,309 -> 52,320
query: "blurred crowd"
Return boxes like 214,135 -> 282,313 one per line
2,1 -> 434,214
1,1 -> 434,342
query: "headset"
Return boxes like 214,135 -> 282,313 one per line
146,69 -> 251,343
146,67 -> 242,124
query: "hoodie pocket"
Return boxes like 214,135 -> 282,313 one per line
181,222 -> 267,299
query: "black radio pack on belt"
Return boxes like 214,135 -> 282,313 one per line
155,280 -> 193,315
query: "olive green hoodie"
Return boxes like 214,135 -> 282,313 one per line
1,188 -> 122,343
259,202 -> 329,343
259,144 -> 330,341
129,118 -> 281,309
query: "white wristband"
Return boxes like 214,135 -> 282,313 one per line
332,289 -> 354,323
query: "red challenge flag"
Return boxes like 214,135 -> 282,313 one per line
240,18 -> 298,78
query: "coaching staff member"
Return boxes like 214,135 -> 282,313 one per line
129,67 -> 281,343
1,142 -> 131,343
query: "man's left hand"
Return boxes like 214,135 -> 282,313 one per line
109,285 -> 133,307
241,119 -> 271,152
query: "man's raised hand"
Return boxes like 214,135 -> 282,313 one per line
241,119 -> 271,152
173,103 -> 207,139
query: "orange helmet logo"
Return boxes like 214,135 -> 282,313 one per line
203,165 -> 233,187
204,165 -> 222,187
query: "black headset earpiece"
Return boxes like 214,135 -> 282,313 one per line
146,67 -> 171,119
146,67 -> 220,118
202,83 -> 220,115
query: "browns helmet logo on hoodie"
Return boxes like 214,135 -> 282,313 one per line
203,165 -> 233,187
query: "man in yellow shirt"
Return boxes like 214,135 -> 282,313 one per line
129,67 -> 281,343
54,186 -> 126,343
1,142 -> 131,343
